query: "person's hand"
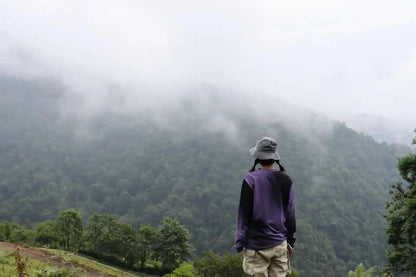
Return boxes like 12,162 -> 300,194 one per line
287,244 -> 295,256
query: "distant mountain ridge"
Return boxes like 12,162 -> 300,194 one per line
0,76 -> 410,277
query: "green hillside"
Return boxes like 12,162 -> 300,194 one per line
0,76 -> 409,276
0,242 -> 155,277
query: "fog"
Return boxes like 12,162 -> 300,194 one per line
1,0 -> 415,145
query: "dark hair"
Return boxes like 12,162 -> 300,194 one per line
249,159 -> 286,172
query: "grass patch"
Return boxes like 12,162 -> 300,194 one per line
0,248 -> 86,277
44,249 -> 156,277
0,244 -> 158,277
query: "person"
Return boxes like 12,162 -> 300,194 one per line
235,136 -> 296,277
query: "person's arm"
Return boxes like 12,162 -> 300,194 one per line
286,183 -> 296,249
235,180 -> 253,252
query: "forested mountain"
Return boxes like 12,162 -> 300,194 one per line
0,75 -> 410,276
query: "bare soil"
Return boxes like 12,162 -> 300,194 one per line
0,242 -> 115,277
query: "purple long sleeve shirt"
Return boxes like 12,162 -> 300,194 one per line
235,168 -> 296,251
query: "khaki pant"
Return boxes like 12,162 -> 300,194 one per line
242,240 -> 290,277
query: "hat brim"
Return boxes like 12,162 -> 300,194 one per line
249,147 -> 280,160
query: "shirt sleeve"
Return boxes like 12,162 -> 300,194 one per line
286,182 -> 296,247
235,180 -> 253,252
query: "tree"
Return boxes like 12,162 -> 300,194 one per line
35,220 -> 60,248
194,251 -> 225,277
119,223 -> 139,267
0,221 -> 35,244
84,213 -> 104,252
0,220 -> 12,241
138,224 -> 158,269
84,213 -> 140,267
385,129 -> 416,276
84,213 -> 122,257
9,224 -> 35,244
153,217 -> 192,272
55,209 -> 83,251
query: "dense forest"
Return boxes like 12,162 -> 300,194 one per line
0,75 -> 411,276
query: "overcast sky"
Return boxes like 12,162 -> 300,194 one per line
1,0 -> 415,143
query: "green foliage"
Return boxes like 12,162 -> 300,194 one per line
84,213 -> 140,266
153,217 -> 192,272
55,209 -> 83,251
385,130 -> 416,276
194,251 -> 244,277
163,262 -> 196,277
138,224 -> 158,268
1,209 -> 193,275
347,264 -> 375,277
347,263 -> 389,277
0,221 -> 35,244
35,220 -> 60,248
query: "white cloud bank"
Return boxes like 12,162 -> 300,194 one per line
0,0 -> 415,144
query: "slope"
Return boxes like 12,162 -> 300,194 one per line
0,242 -> 150,277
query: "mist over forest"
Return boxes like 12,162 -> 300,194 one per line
0,74 -> 412,276
1,1 -> 416,147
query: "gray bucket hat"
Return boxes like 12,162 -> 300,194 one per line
249,136 -> 281,160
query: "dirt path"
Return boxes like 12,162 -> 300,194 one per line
0,242 -> 115,277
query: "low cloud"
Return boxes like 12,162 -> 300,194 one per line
1,0 -> 415,145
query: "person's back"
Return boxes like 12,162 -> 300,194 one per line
235,137 -> 296,277
243,169 -> 294,250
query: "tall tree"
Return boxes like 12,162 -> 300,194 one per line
55,209 -> 83,251
138,224 -> 158,269
119,223 -> 139,266
385,129 -> 416,276
84,213 -> 141,266
84,213 -> 122,257
153,217 -> 192,272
